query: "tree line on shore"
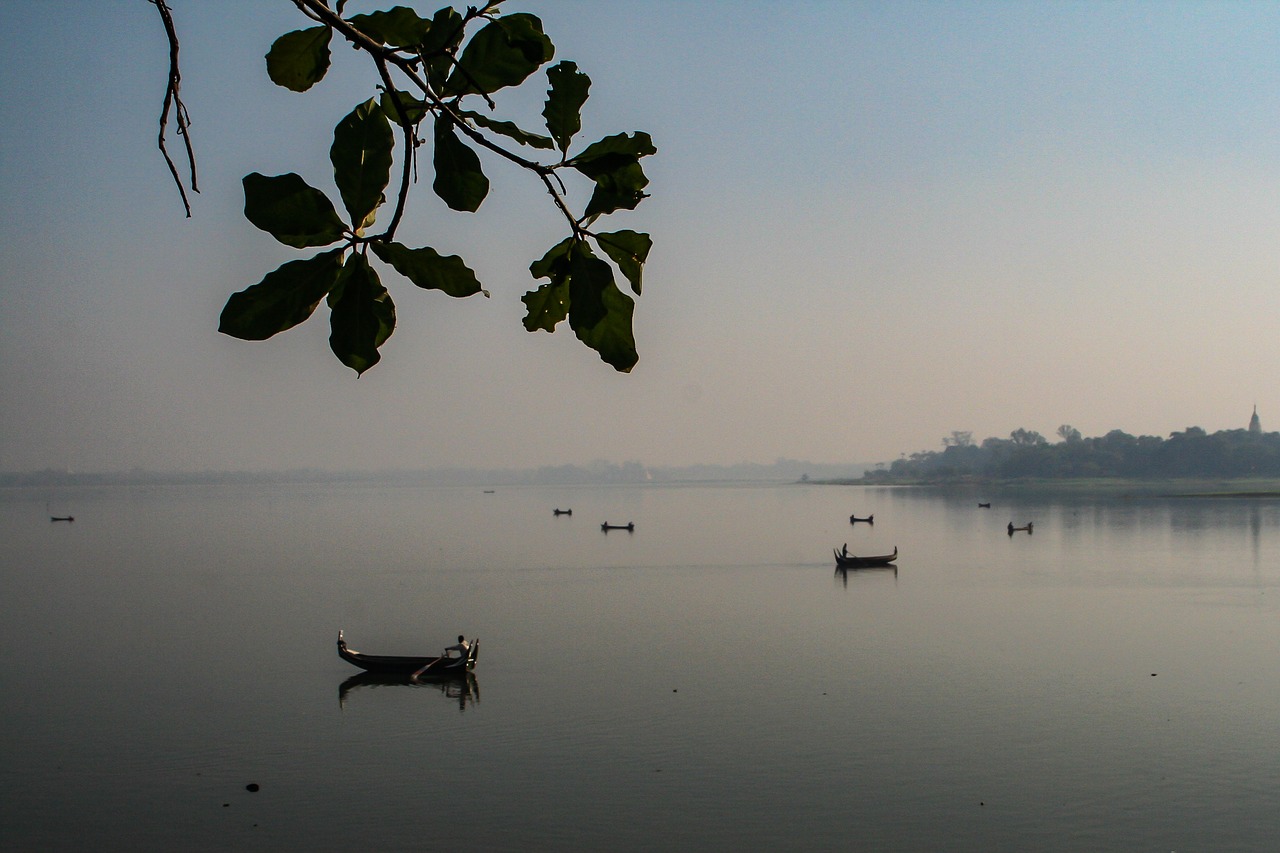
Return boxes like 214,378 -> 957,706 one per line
864,425 -> 1280,481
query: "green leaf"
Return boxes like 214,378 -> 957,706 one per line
328,253 -> 395,375
265,27 -> 332,92
583,160 -> 650,219
218,249 -> 345,340
567,244 -> 638,371
530,237 -> 574,281
568,132 -> 656,219
444,13 -> 554,96
421,7 -> 466,91
523,239 -> 573,331
543,61 -> 590,154
568,131 -> 657,178
523,239 -> 638,369
432,118 -> 489,212
243,172 -> 346,248
595,230 -> 651,294
347,7 -> 430,47
521,281 -> 568,332
330,99 -> 393,232
568,244 -> 613,332
575,278 -> 637,373
380,91 -> 428,126
370,241 -> 486,297
459,109 -> 554,150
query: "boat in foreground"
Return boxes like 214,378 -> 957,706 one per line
833,546 -> 897,568
337,631 -> 478,676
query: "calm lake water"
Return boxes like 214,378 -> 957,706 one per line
3,481 -> 1280,851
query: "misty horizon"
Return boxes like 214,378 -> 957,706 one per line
4,3 -> 1280,479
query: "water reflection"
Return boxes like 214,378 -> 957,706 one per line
338,671 -> 479,712
834,565 -> 898,588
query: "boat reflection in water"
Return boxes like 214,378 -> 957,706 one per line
834,564 -> 898,588
338,671 -> 480,713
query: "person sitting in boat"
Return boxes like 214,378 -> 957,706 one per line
841,543 -> 849,557
444,635 -> 470,660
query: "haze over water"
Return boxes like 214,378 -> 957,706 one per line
3,481 -> 1279,850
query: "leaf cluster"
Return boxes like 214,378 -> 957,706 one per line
219,1 -> 655,374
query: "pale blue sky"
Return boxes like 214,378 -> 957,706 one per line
2,1 -> 1279,472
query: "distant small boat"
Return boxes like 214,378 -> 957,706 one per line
337,631 -> 478,677
834,545 -> 897,568
1007,522 -> 1033,535
849,514 -> 874,524
553,508 -> 572,516
483,490 -> 495,494
50,516 -> 74,522
601,522 -> 634,532
978,502 -> 991,508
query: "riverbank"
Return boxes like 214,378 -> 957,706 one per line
809,476 -> 1280,498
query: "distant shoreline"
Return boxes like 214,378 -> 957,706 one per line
0,460 -> 871,489
807,477 -> 1280,498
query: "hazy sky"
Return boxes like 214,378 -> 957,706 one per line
3,1 -> 1279,473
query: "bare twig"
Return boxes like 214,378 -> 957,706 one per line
149,0 -> 198,217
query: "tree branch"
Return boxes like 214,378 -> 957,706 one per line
149,0 -> 198,217
292,0 -> 581,235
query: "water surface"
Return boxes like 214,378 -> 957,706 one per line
2,482 -> 1279,850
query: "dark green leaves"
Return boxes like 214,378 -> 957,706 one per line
330,99 -> 393,232
595,230 -> 651,294
243,172 -> 346,248
568,132 -> 656,219
543,61 -> 590,154
569,132 -> 657,178
380,91 -> 428,126
444,13 -> 554,96
433,117 -> 489,212
370,241 -> 485,297
219,249 -> 345,340
328,253 -> 395,375
421,6 -> 466,91
460,110 -> 554,150
235,5 -> 652,375
347,7 -> 431,47
266,27 -> 332,92
523,238 -> 573,332
574,274 -> 637,373
524,238 -> 638,372
521,283 -> 569,333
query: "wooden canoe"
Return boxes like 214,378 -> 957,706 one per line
833,546 -> 897,568
337,631 -> 478,676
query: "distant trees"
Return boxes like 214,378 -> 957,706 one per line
1056,424 -> 1082,443
868,425 -> 1280,481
